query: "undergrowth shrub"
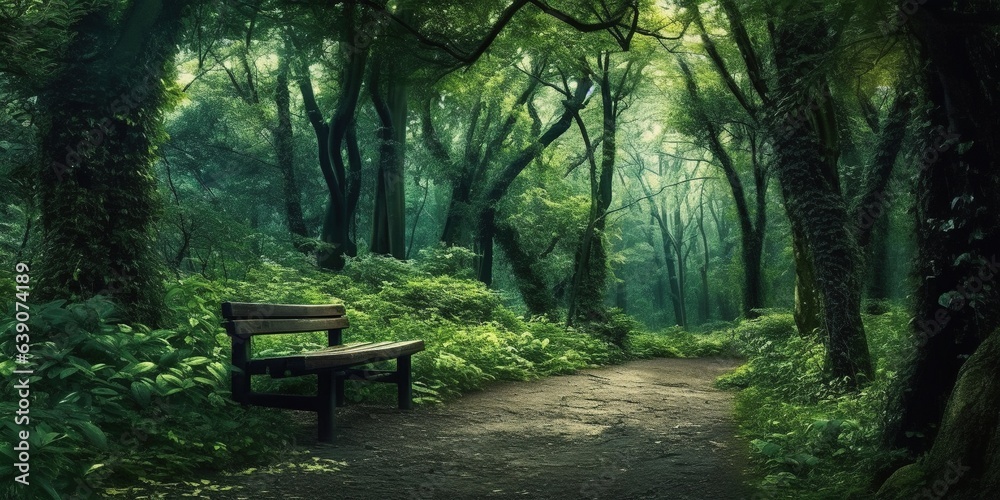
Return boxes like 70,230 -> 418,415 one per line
629,325 -> 739,359
717,308 -> 912,498
580,308 -> 637,349
0,284 -> 289,499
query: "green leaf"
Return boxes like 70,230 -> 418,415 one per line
159,350 -> 181,367
130,381 -> 152,407
72,421 -> 108,450
127,361 -> 157,375
156,373 -> 184,388
192,376 -> 217,386
184,356 -> 211,366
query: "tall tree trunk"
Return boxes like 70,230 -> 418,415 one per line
865,216 -> 892,302
438,99 -> 483,248
297,3 -> 369,270
769,3 -> 872,385
476,209 -> 496,286
36,0 -> 192,326
882,0 -> 1000,460
678,59 -> 765,318
697,185 -> 711,323
708,197 -> 740,321
654,208 -> 686,327
369,53 -> 408,259
568,58 -> 618,324
852,91 -> 914,303
274,37 -> 307,239
645,223 -> 669,325
639,174 -> 686,327
671,207 -> 689,322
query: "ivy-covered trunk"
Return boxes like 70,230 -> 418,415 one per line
35,1 -> 192,326
882,0 -> 1000,459
568,55 -> 620,325
494,222 -> 556,317
769,2 -> 872,385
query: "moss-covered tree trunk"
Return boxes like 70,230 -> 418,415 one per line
878,330 -> 1000,498
769,2 -> 873,385
568,55 -> 621,325
882,0 -> 1000,460
494,222 -> 556,317
36,1 -> 193,326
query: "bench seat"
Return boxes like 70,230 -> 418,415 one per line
248,340 -> 426,376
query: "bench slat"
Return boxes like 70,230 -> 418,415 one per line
222,302 -> 346,319
226,317 -> 349,336
249,340 -> 425,373
302,340 -> 424,370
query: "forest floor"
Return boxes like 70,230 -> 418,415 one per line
110,358 -> 753,499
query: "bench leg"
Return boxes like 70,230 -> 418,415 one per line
317,371 -> 336,443
335,374 -> 346,407
231,337 -> 251,404
397,355 -> 413,410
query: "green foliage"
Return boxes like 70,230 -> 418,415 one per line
717,308 -> 912,498
630,327 -> 740,359
217,259 -> 622,403
414,245 -> 477,279
0,285 -> 289,499
579,308 -> 638,349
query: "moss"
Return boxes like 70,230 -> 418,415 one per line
876,464 -> 926,499
878,330 -> 1000,498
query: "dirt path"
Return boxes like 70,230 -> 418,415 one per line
117,358 -> 752,499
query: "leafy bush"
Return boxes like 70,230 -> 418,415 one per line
212,260 -> 624,404
0,284 -> 289,499
414,245 -> 477,279
717,308 -> 912,498
579,308 -> 637,349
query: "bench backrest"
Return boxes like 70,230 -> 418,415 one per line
221,302 -> 350,337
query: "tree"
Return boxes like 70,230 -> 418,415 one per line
676,54 -> 768,319
567,50 -> 642,325
766,0 -> 874,385
369,6 -> 412,259
33,0 -> 201,326
676,0 -> 883,384
880,0 -> 1000,469
294,2 -> 373,270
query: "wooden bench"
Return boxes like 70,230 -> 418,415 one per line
221,301 -> 425,442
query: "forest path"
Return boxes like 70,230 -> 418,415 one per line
129,358 -> 752,499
